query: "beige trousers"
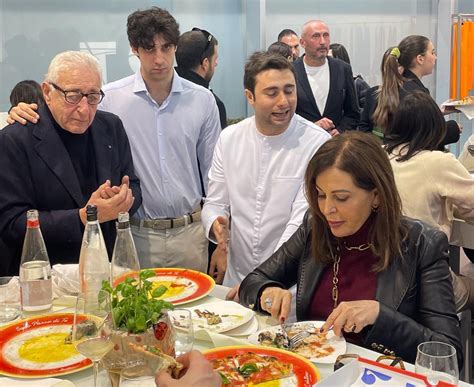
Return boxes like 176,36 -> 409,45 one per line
131,221 -> 208,273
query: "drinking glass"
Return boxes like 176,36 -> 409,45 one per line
168,309 -> 194,356
73,291 -> 114,387
0,277 -> 21,323
415,341 -> 459,385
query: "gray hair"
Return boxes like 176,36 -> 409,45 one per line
45,51 -> 103,85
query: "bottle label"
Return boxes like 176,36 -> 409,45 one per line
20,278 -> 52,308
26,219 -> 39,228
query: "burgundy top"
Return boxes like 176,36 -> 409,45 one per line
308,215 -> 379,343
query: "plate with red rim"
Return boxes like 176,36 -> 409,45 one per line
0,313 -> 92,378
113,267 -> 215,305
203,345 -> 320,386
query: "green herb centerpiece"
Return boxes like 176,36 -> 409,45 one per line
100,269 -> 176,382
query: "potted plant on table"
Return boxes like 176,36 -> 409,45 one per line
100,269 -> 175,384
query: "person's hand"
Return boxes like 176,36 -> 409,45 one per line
79,180 -> 134,224
315,117 -> 335,131
260,287 -> 292,322
226,284 -> 240,302
155,350 -> 221,387
440,104 -> 459,115
100,175 -> 129,199
328,128 -> 340,137
320,300 -> 380,337
211,216 -> 229,253
208,247 -> 227,284
7,102 -> 39,125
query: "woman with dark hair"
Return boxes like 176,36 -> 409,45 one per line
329,43 -> 370,111
386,93 -> 474,294
362,36 -> 460,146
9,80 -> 43,112
239,131 -> 462,366
386,91 -> 473,234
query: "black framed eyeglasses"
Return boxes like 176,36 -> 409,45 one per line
192,27 -> 214,61
49,82 -> 104,105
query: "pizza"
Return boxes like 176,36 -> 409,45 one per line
258,324 -> 335,359
210,351 -> 293,386
128,343 -> 183,377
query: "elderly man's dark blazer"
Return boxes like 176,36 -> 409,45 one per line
294,56 -> 360,132
0,106 -> 142,275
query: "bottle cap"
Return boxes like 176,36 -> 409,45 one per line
26,209 -> 40,228
117,212 -> 130,229
86,205 -> 98,222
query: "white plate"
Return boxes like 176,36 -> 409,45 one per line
248,321 -> 346,364
184,301 -> 254,333
224,316 -> 259,337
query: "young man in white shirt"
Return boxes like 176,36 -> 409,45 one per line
202,51 -> 330,293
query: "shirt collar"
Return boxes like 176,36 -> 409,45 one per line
132,69 -> 185,95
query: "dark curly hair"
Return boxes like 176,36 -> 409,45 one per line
127,7 -> 180,50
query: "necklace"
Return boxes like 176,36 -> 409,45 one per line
331,242 -> 372,308
342,242 -> 372,251
330,246 -> 341,308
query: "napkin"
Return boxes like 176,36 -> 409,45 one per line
0,277 -> 20,303
456,104 -> 474,120
0,378 -> 74,386
52,264 -> 80,297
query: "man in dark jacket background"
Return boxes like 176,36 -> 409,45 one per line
175,28 -> 227,129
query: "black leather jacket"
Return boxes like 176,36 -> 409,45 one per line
239,211 -> 463,366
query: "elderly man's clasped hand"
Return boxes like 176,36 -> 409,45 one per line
79,175 -> 135,225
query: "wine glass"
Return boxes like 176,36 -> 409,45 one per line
73,291 -> 114,387
168,309 -> 194,356
415,341 -> 459,385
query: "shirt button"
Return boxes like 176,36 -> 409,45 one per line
161,157 -> 165,160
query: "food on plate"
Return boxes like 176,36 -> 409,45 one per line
449,96 -> 473,106
2,325 -> 86,370
194,309 -> 223,325
128,343 -> 183,377
258,331 -> 290,349
258,324 -> 335,359
150,280 -> 189,299
210,351 -> 293,386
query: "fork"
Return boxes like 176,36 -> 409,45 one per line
288,330 -> 311,349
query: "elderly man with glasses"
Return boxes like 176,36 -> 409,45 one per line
0,50 -> 141,275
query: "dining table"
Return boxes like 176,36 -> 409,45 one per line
1,284 -> 473,386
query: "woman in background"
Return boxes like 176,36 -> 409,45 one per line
9,80 -> 43,112
386,91 -> 474,310
369,35 -> 460,145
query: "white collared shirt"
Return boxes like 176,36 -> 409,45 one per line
202,114 -> 330,286
100,70 -> 221,218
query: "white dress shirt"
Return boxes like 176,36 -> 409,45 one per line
202,114 -> 330,286
100,70 -> 221,218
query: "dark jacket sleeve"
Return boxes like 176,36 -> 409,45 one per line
0,127 -> 84,246
354,76 -> 371,111
338,64 -> 360,132
364,227 -> 463,367
239,212 -> 310,313
359,86 -> 378,133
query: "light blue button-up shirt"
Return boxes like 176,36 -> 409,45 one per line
100,70 -> 221,219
